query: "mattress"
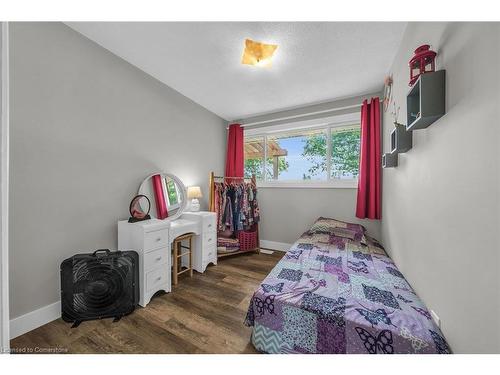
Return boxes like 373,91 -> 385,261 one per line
244,219 -> 451,354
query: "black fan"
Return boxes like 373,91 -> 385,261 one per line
60,249 -> 139,327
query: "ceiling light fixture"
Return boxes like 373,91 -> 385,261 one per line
241,39 -> 278,68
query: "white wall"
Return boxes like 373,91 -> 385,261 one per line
9,23 -> 226,320
381,22 -> 500,353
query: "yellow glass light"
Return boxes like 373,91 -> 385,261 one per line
241,39 -> 278,67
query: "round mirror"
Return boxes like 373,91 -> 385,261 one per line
128,195 -> 151,222
138,173 -> 187,221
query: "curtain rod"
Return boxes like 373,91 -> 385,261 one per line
228,102 -> 370,129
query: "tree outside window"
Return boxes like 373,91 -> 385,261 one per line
243,124 -> 360,182
302,126 -> 360,179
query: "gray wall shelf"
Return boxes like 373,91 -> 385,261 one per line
382,151 -> 398,168
406,70 -> 446,131
391,123 -> 412,153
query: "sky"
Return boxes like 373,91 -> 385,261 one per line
273,136 -> 326,180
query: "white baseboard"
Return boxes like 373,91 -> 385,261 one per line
259,249 -> 274,255
10,300 -> 60,339
260,240 -> 292,252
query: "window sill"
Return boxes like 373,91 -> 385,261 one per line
257,180 -> 358,189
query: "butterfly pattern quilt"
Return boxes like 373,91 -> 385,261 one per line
244,220 -> 451,354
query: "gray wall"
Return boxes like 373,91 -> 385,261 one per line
259,188 -> 381,244
0,23 -> 8,348
381,22 -> 500,353
9,23 -> 226,318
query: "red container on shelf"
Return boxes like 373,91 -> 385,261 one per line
238,229 -> 258,251
409,44 -> 437,86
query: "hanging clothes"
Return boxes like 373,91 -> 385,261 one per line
213,180 -> 259,237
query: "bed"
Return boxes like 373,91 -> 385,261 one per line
245,217 -> 451,354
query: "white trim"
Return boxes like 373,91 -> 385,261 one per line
233,91 -> 381,128
238,104 -> 361,127
326,126 -> 332,179
260,240 -> 292,252
9,301 -> 61,340
263,134 -> 268,183
245,112 -> 359,136
257,179 -> 357,189
1,22 -> 10,353
259,249 -> 274,255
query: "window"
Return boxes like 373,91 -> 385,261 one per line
266,128 -> 327,181
243,136 -> 265,179
330,125 -> 361,179
244,123 -> 360,188
164,175 -> 181,210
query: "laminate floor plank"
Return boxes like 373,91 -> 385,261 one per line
10,251 -> 284,354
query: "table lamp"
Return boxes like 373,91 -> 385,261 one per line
187,186 -> 202,212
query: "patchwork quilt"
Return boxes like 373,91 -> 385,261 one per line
245,220 -> 451,354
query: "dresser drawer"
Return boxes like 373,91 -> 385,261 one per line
202,216 -> 216,233
146,266 -> 168,292
203,244 -> 217,262
203,231 -> 216,247
144,247 -> 169,271
144,228 -> 169,252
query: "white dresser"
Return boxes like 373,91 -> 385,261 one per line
118,219 -> 171,307
117,211 -> 217,307
180,211 -> 217,273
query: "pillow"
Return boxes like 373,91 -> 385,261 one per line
332,227 -> 363,241
309,217 -> 366,236
308,217 -> 368,246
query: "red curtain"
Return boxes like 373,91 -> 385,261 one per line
225,123 -> 244,178
152,174 -> 168,219
356,98 -> 381,220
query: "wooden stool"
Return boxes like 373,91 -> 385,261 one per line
172,232 -> 194,285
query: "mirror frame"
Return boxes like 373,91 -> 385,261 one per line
138,172 -> 187,221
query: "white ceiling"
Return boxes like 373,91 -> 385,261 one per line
66,22 -> 406,120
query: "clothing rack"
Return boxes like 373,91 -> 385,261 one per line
209,171 -> 260,258
209,172 -> 256,210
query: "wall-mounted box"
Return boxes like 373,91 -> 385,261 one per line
391,123 -> 412,153
382,151 -> 398,168
406,70 -> 445,131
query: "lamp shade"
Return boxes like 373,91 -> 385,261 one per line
187,186 -> 202,199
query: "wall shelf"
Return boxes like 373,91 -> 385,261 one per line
406,70 -> 446,131
382,151 -> 398,168
391,123 -> 412,153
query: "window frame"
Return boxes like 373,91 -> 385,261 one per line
244,120 -> 361,189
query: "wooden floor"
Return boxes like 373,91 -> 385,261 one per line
10,251 -> 284,354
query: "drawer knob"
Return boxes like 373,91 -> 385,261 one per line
156,276 -> 162,281
155,257 -> 162,261
208,223 -> 212,228
156,238 -> 161,242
